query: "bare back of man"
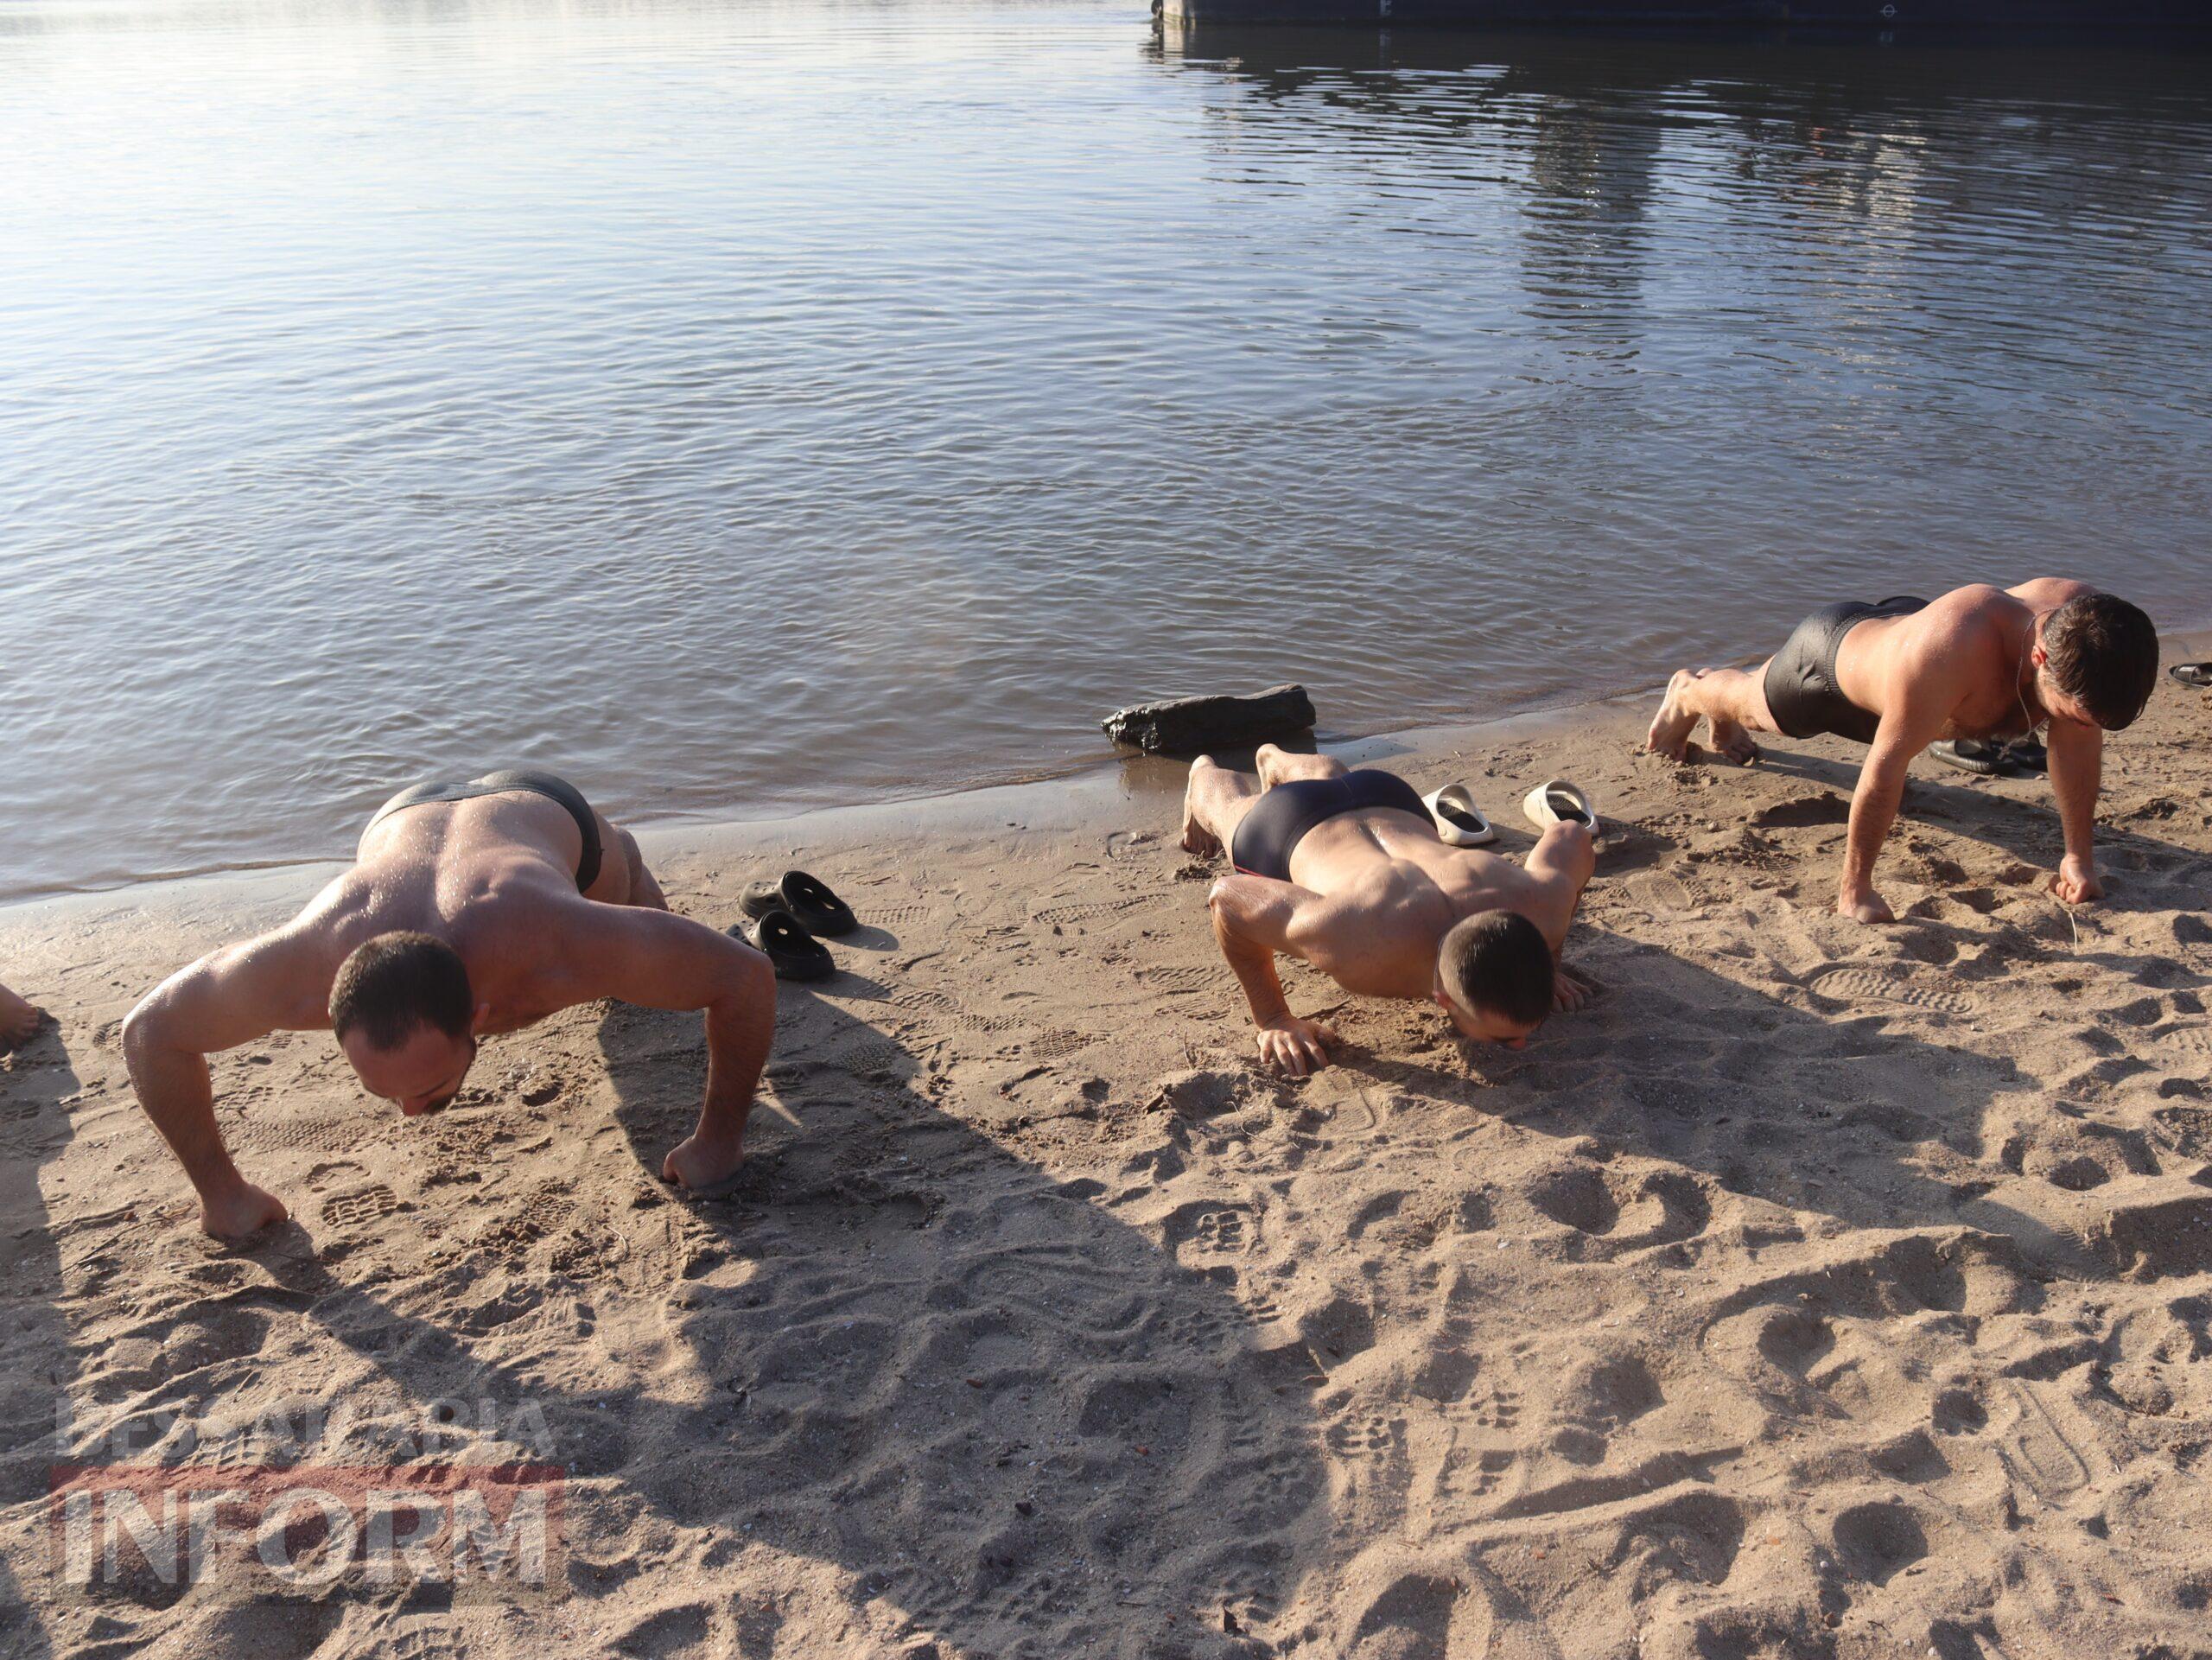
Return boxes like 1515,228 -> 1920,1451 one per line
124,772 -> 776,1239
1182,746 -> 1595,1076
1643,579 -> 2158,924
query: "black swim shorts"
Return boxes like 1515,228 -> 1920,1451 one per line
1230,768 -> 1430,882
366,769 -> 604,891
1762,596 -> 1928,746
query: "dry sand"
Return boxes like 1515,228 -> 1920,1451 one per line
3,644 -> 2211,1660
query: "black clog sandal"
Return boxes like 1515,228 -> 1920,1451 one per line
740,870 -> 857,938
1929,740 -> 2005,776
746,908 -> 836,982
2170,663 -> 2212,689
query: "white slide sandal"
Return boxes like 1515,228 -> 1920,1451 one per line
1422,784 -> 1497,847
1522,779 -> 1599,838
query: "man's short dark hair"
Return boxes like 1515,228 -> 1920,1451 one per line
329,932 -> 472,1051
2042,594 -> 2157,731
1439,911 -> 1553,1029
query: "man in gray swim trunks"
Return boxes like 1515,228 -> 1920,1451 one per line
1644,580 -> 2158,925
123,770 -> 777,1238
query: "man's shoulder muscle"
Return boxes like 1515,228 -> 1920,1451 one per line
1895,596 -> 2009,702
2005,576 -> 2096,610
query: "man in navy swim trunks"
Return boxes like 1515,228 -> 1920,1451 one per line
1643,580 -> 2157,925
1180,747 -> 1596,1077
123,771 -> 778,1238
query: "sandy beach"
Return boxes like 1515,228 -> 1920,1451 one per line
4,639 -> 2211,1660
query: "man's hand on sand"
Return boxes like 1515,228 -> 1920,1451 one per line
1838,887 -> 1896,925
1256,1014 -> 1337,1078
2051,855 -> 2104,906
201,1182 -> 289,1241
1552,966 -> 1592,1014
664,1130 -> 746,1193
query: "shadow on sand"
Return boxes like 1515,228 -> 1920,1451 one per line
200,988 -> 1333,1659
0,1026 -> 81,1660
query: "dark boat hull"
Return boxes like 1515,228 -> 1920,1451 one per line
1159,0 -> 2210,28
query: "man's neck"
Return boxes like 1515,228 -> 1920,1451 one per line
2012,609 -> 2048,728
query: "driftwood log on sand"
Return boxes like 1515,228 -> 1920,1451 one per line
1100,684 -> 1317,755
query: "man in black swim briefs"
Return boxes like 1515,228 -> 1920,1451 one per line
124,770 -> 779,1238
1644,579 -> 2158,925
1179,747 -> 1596,1076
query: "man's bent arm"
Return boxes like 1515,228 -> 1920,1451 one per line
563,907 -> 777,1172
123,938 -> 309,1228
1839,724 -> 1922,919
1207,875 -> 1313,1028
1836,647 -> 1958,922
2046,717 -> 2105,901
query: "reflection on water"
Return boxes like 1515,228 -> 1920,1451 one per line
3,1 -> 2209,900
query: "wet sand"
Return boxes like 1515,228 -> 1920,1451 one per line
3,639 -> 2211,1657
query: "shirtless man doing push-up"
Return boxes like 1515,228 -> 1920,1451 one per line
1644,581 -> 2157,925
123,770 -> 778,1238
1181,748 -> 1596,1076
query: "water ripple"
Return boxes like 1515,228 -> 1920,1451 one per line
3,1 -> 2210,897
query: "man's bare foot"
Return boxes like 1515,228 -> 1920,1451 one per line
664,1130 -> 746,1193
1838,889 -> 1897,925
1644,670 -> 1705,761
0,983 -> 45,1052
1706,716 -> 1760,766
201,1181 -> 289,1240
1180,759 -> 1224,857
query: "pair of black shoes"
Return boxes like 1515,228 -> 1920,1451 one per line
1929,735 -> 2048,779
739,870 -> 856,982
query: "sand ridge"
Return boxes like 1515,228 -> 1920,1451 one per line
3,667 -> 2211,1658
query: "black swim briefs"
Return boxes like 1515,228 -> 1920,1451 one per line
1230,768 -> 1430,882
1762,596 -> 1928,746
366,769 -> 604,891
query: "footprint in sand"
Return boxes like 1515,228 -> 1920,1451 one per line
2153,1023 -> 2212,1059
479,1183 -> 575,1260
1192,1208 -> 1249,1254
1807,964 -> 1975,1018
830,1034 -> 910,1074
1326,1412 -> 1402,1459
1630,871 -> 1712,913
892,987 -> 1017,1035
1136,962 -> 1225,997
1162,1199 -> 1255,1259
1456,1384 -> 1523,1434
1433,1446 -> 1514,1505
1033,894 -> 1166,929
1025,1027 -> 1094,1061
241,1110 -> 377,1159
548,1226 -> 626,1284
321,1183 -> 402,1229
1106,830 -> 1164,860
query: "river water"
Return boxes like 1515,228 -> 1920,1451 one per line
4,0 -> 2209,900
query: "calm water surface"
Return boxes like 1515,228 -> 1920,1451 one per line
5,0 -> 2210,900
